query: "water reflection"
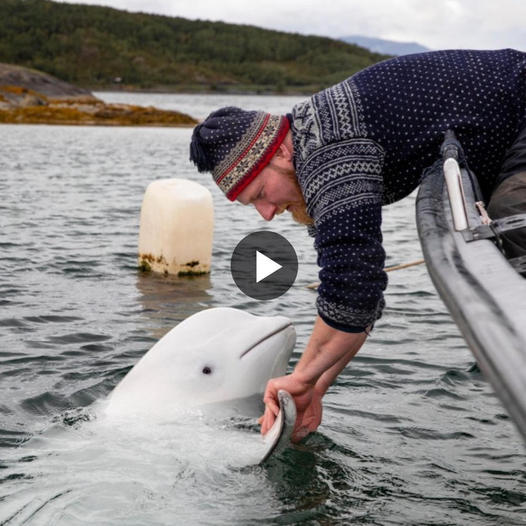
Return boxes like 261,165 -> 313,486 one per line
135,271 -> 213,339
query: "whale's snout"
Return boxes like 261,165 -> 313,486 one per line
237,318 -> 296,386
239,319 -> 293,359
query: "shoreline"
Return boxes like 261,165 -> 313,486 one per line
87,85 -> 318,97
0,120 -> 197,127
0,86 -> 198,127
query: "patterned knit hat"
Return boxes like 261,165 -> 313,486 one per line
189,106 -> 290,201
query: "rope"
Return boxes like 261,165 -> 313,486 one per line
306,258 -> 425,290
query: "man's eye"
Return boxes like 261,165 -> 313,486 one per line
250,190 -> 263,205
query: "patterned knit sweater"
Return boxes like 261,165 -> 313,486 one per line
290,48 -> 526,332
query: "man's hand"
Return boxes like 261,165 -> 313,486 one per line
259,316 -> 368,442
258,372 -> 315,439
258,377 -> 323,442
292,387 -> 323,442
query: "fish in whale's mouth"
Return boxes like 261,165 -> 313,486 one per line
239,322 -> 293,359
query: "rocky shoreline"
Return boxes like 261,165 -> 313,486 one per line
0,63 -> 198,126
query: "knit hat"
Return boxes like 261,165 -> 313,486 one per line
189,106 -> 290,201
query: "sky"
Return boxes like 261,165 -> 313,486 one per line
53,0 -> 526,51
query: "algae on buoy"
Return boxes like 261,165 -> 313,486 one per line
138,178 -> 213,275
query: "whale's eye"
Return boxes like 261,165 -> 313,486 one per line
202,366 -> 212,375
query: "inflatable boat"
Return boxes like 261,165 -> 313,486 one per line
416,131 -> 526,441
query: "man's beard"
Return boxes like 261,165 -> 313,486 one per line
278,168 -> 314,226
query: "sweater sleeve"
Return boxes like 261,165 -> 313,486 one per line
299,138 -> 388,331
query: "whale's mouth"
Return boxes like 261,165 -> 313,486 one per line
239,323 -> 292,359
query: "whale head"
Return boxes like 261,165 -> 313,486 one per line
104,308 -> 296,420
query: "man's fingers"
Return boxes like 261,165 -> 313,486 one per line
260,406 -> 276,435
262,395 -> 280,417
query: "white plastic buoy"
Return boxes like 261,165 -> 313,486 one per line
138,178 -> 213,275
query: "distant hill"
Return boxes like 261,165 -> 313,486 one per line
0,0 -> 388,94
340,36 -> 430,56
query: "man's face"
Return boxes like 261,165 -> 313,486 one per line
237,165 -> 313,225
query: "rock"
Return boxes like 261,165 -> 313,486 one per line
0,63 -> 93,99
20,94 -> 48,107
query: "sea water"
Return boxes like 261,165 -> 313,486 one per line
0,93 -> 524,525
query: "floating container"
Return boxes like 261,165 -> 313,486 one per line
138,178 -> 213,275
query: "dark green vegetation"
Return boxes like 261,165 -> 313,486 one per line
0,0 -> 389,93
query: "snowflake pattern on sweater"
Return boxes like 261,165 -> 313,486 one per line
290,48 -> 526,332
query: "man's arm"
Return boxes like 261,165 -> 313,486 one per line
259,315 -> 368,438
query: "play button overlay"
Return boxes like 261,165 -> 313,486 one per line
231,231 -> 298,300
256,251 -> 282,283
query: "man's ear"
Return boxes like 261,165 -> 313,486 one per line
274,138 -> 293,162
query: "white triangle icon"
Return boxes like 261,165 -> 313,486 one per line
256,251 -> 282,283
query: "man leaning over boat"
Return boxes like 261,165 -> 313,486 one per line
189,48 -> 526,441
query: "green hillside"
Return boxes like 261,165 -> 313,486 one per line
0,0 -> 388,93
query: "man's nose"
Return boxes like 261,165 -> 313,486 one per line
254,202 -> 277,221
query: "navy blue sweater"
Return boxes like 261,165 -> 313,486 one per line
290,49 -> 526,332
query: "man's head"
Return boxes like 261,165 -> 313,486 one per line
236,137 -> 313,225
189,106 -> 313,225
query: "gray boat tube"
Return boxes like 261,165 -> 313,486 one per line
416,140 -> 526,441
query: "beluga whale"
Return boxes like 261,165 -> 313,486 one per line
105,307 -> 296,422
0,308 -> 298,520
